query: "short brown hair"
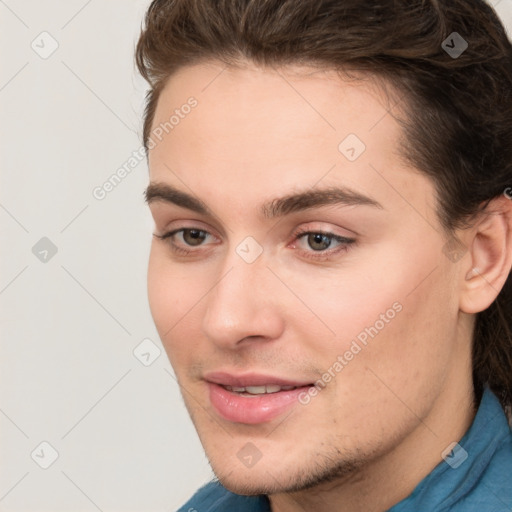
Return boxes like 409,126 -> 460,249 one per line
135,0 -> 512,415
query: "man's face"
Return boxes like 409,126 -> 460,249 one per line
146,61 -> 465,494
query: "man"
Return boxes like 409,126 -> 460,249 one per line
137,0 -> 512,510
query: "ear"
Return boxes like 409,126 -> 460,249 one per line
459,194 -> 512,314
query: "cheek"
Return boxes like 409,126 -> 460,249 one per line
147,246 -> 203,363
147,247 -> 174,328
279,249 -> 411,347
340,274 -> 456,426
283,273 -> 456,448
295,242 -> 457,389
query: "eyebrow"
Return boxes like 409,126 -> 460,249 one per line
144,181 -> 383,219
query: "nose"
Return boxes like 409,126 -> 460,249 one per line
200,251 -> 285,349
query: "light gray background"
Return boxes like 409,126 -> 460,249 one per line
1,1 -> 511,511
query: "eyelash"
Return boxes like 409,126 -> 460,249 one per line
153,227 -> 356,261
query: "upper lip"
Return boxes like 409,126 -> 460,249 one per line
204,371 -> 313,388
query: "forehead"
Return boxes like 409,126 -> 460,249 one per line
149,61 -> 401,162
147,60 -> 435,225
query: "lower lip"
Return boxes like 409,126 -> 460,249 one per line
207,382 -> 311,424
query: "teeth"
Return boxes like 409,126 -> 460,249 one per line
245,386 -> 267,394
224,384 -> 297,394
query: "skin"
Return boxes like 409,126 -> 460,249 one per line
145,60 -> 512,512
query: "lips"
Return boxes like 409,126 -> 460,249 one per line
204,371 -> 313,388
204,371 -> 314,424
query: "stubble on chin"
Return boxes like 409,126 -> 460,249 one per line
211,445 -> 372,497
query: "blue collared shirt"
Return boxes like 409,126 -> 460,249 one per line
177,386 -> 512,511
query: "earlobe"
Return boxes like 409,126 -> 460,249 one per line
459,196 -> 512,314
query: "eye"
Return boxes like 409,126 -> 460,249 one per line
291,229 -> 356,260
153,226 -> 356,260
153,228 -> 215,255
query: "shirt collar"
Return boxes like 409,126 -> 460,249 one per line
389,386 -> 512,511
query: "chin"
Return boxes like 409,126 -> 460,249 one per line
207,447 -> 368,497
216,474 -> 273,496
206,451 -> 295,495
